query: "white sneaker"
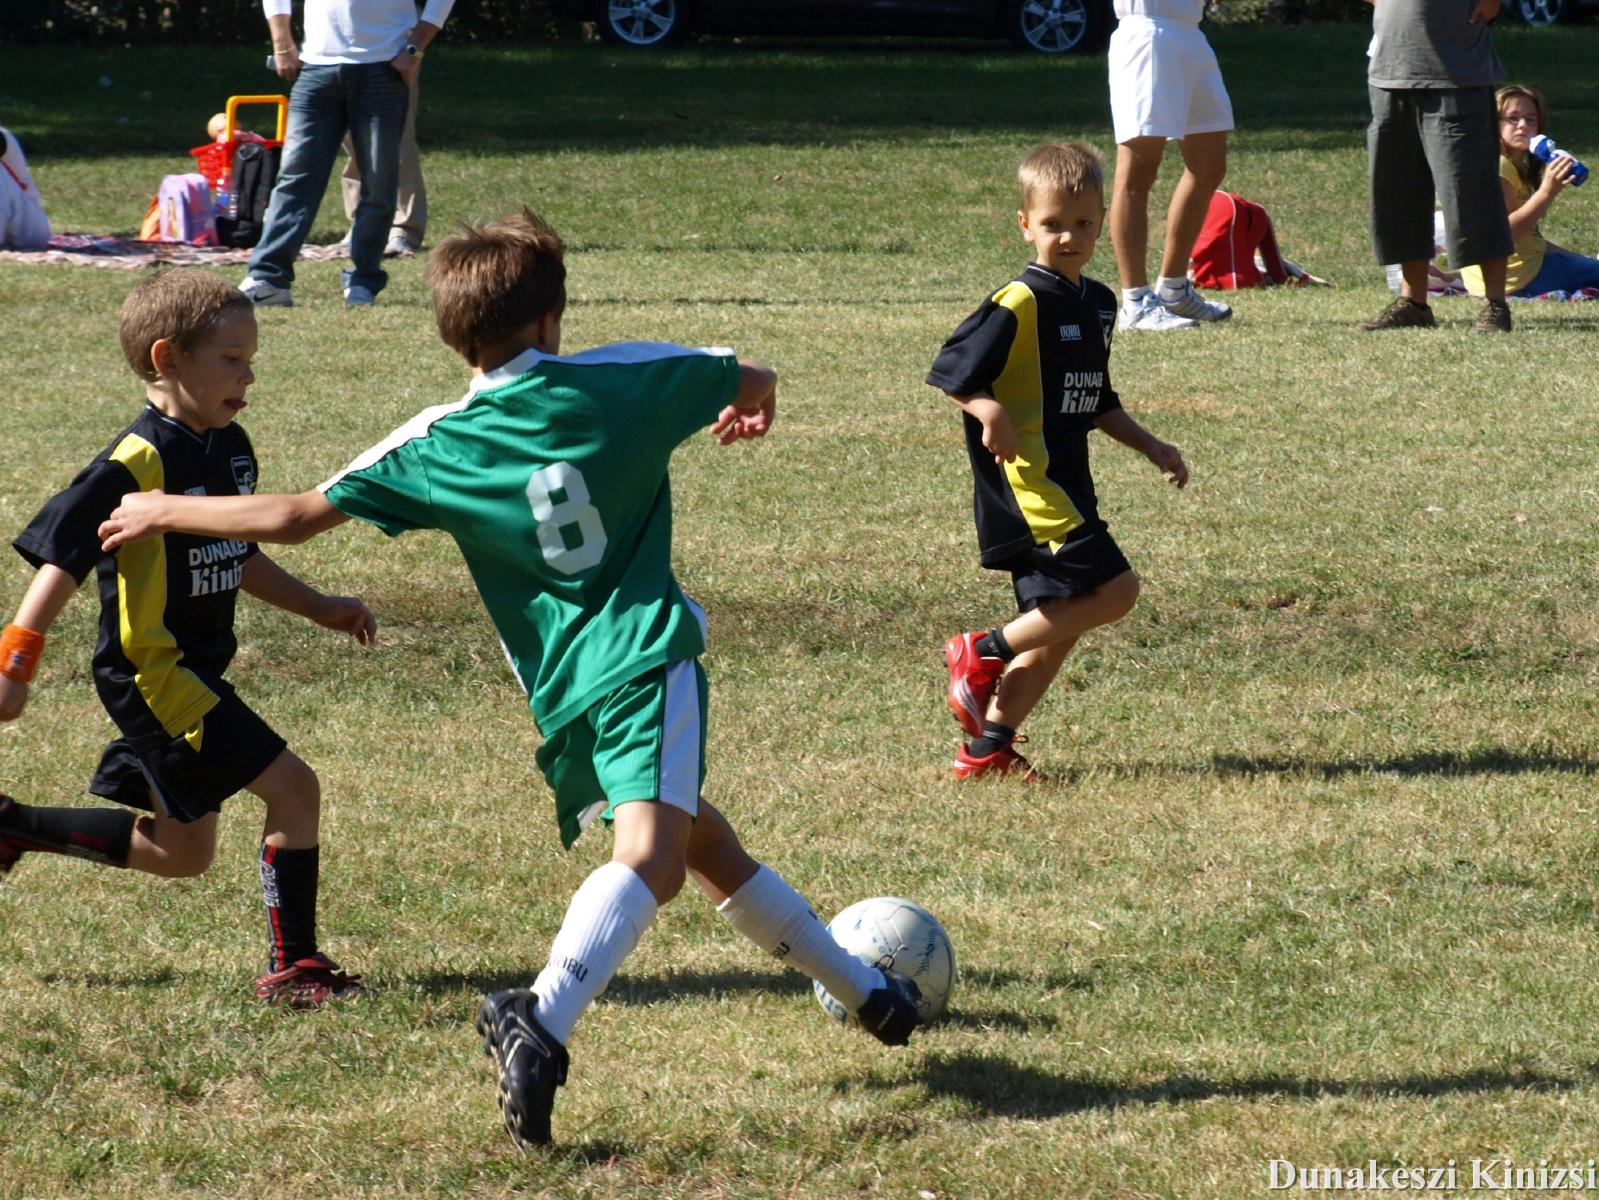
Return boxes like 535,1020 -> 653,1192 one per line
1118,292 -> 1197,332
343,284 -> 376,308
383,233 -> 418,258
1157,282 -> 1232,323
239,276 -> 292,308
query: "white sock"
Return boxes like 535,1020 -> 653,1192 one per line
1156,275 -> 1191,299
533,861 -> 658,1045
717,864 -> 881,1012
1122,285 -> 1151,306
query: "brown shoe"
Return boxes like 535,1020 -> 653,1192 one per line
1358,297 -> 1437,331
1473,299 -> 1513,333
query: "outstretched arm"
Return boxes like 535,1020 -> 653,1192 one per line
1096,408 -> 1189,488
0,564 -> 79,720
241,554 -> 375,645
708,360 -> 778,445
99,489 -> 350,551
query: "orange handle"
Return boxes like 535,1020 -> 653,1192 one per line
225,94 -> 288,142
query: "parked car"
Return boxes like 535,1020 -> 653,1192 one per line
548,0 -> 1115,55
1508,0 -> 1597,23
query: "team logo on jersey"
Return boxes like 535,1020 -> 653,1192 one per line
1059,323 -> 1082,342
231,456 -> 256,495
1098,310 -> 1115,347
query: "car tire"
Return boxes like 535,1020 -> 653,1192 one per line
1005,0 -> 1109,54
1510,0 -> 1567,24
596,0 -> 692,47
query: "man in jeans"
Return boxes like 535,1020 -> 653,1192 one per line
1360,0 -> 1513,334
239,0 -> 454,309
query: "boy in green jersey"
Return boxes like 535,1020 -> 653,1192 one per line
99,210 -> 921,1150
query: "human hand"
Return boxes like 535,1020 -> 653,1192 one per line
1540,154 -> 1575,197
272,44 -> 302,81
967,397 -> 1017,465
1147,440 -> 1189,489
311,594 -> 377,645
99,490 -> 170,552
392,51 -> 421,85
1468,0 -> 1500,21
0,676 -> 28,722
710,394 -> 775,445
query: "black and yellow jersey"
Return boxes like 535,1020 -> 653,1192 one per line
14,406 -> 259,742
927,265 -> 1122,568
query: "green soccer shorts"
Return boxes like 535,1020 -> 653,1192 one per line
536,658 -> 708,849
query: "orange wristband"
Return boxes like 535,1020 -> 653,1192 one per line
0,624 -> 45,683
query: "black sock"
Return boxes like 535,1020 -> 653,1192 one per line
260,843 -> 320,971
969,722 -> 1018,757
974,628 -> 1015,663
0,799 -> 134,867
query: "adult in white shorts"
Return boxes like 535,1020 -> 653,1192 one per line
1107,0 -> 1234,331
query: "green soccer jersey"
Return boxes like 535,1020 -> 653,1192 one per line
320,341 -> 739,734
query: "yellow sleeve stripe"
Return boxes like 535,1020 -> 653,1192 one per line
989,282 -> 1083,546
109,434 -> 219,736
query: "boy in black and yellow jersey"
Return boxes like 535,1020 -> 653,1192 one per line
929,142 -> 1189,781
0,268 -> 374,1006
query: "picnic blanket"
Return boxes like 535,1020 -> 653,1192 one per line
0,233 -> 352,270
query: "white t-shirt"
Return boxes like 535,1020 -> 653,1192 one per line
261,0 -> 456,65
0,127 -> 50,250
1113,0 -> 1205,23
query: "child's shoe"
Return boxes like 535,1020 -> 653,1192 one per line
1156,280 -> 1232,323
856,971 -> 922,1047
952,739 -> 1045,782
476,989 -> 568,1150
1118,292 -> 1198,332
944,632 -> 1004,738
255,953 -> 365,1008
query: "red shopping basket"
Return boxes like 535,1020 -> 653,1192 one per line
190,94 -> 288,198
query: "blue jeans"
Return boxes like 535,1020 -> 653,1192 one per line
1517,246 -> 1599,296
247,62 -> 408,295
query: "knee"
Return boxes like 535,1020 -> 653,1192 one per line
628,854 -> 688,906
159,825 -> 217,877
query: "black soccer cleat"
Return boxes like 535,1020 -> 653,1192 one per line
0,795 -> 26,883
856,971 -> 922,1047
475,989 -> 569,1150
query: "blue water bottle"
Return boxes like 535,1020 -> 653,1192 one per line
1529,134 -> 1590,188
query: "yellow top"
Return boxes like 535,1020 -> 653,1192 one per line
1463,156 -> 1543,297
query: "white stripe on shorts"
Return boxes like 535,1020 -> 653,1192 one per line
656,659 -> 703,819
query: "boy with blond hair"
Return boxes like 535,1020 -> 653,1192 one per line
0,267 -> 373,1006
931,143 -> 1189,781
100,211 -> 922,1150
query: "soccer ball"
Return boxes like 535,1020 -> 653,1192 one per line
814,896 -> 956,1025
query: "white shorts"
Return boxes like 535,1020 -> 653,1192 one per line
1108,17 -> 1234,144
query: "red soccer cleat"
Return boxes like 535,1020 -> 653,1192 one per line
255,953 -> 365,1008
951,739 -> 1045,783
944,632 -> 1003,738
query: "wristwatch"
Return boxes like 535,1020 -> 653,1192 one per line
402,42 -> 422,57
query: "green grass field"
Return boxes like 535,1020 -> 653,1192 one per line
5,24 -> 1599,1199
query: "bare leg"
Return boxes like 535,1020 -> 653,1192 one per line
1158,131 -> 1228,280
1477,257 -> 1507,302
1400,259 -> 1431,302
1111,137 -> 1168,291
125,808 -> 219,877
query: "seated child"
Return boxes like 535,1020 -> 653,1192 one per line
0,126 -> 51,250
1462,84 -> 1599,298
98,211 -> 923,1150
0,268 -> 373,1007
930,142 -> 1188,782
1189,192 -> 1327,290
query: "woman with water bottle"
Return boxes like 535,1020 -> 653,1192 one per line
1462,84 -> 1599,299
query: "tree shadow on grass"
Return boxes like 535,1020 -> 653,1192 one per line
862,1052 -> 1599,1118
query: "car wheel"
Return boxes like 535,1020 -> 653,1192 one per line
1511,0 -> 1566,24
1006,0 -> 1108,54
597,0 -> 691,47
